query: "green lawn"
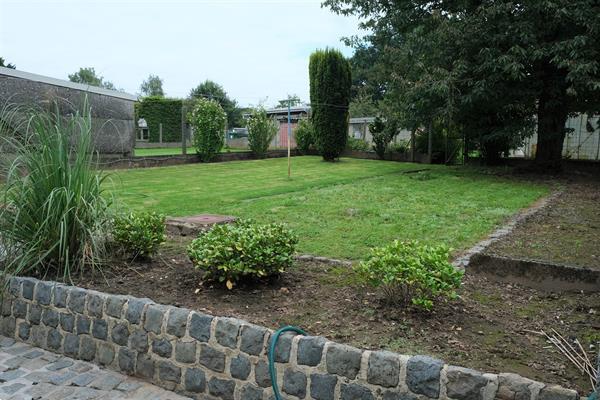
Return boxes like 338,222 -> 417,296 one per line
109,156 -> 548,259
134,147 -> 248,157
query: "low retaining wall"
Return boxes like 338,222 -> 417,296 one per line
467,253 -> 600,292
0,276 -> 578,400
99,150 -> 297,170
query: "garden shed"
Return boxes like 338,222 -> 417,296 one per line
0,66 -> 137,156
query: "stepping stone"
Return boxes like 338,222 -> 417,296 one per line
166,214 -> 236,236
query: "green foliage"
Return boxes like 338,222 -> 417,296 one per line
325,0 -> 600,168
187,220 -> 298,287
389,140 -> 409,154
246,107 -> 278,158
0,57 -> 16,69
349,89 -> 379,118
294,119 -> 315,153
68,67 -> 116,90
309,48 -> 352,161
276,95 -> 302,108
355,240 -> 463,310
369,117 -> 390,159
135,97 -> 183,142
140,74 -> 164,97
112,212 -> 166,258
346,136 -> 369,151
0,101 -> 111,281
188,98 -> 226,162
189,80 -> 243,128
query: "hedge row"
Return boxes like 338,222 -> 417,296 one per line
135,97 -> 183,143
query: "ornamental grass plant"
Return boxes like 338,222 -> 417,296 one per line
0,99 -> 111,281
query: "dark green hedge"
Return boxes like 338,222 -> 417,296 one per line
135,97 -> 183,142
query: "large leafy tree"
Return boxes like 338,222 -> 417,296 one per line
68,67 -> 116,90
325,0 -> 600,168
140,74 -> 164,97
309,48 -> 352,161
189,80 -> 243,128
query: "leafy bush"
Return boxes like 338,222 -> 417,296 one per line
112,212 -> 166,258
246,107 -> 278,158
389,140 -> 409,153
0,100 -> 111,281
187,220 -> 298,288
295,119 -> 315,153
309,48 -> 352,161
355,240 -> 463,310
188,98 -> 226,162
346,137 -> 370,151
369,117 -> 389,159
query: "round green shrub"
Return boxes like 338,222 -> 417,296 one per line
246,107 -> 278,158
354,240 -> 463,310
112,212 -> 166,259
295,119 -> 315,153
187,98 -> 226,162
187,220 -> 298,287
346,137 -> 370,151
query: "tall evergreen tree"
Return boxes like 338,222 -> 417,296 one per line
309,48 -> 352,161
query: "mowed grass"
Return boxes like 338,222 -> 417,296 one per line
109,156 -> 548,259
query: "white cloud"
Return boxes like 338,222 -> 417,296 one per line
0,0 -> 362,106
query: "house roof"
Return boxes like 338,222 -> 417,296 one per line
266,106 -> 311,115
0,66 -> 138,101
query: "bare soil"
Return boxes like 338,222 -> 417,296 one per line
489,179 -> 600,269
73,235 -> 600,394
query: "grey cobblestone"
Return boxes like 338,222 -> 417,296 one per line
166,307 -> 190,338
240,323 -> 266,355
215,317 -> 240,349
189,312 -> 213,342
326,343 -> 362,379
0,336 -> 190,398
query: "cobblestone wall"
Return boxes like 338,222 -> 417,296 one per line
0,276 -> 579,400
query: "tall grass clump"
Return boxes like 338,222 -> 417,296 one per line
0,100 -> 111,281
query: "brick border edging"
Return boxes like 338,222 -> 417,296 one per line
0,276 -> 578,400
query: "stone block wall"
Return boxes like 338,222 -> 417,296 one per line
0,276 -> 579,400
0,71 -> 136,156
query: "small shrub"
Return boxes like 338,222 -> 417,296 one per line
188,98 -> 226,162
112,212 -> 166,259
187,220 -> 298,288
246,107 -> 278,158
355,240 -> 463,310
295,119 -> 315,153
369,117 -> 389,159
389,140 -> 409,153
346,137 -> 370,152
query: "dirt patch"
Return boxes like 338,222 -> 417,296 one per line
72,236 -> 600,394
488,179 -> 600,269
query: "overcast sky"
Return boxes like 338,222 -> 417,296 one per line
0,0 -> 362,107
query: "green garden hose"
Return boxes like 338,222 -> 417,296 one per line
269,325 -> 307,400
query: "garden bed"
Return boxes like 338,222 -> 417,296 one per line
72,236 -> 600,394
488,179 -> 600,270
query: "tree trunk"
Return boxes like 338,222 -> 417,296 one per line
534,69 -> 569,170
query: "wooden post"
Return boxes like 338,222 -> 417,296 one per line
159,123 -> 163,144
181,103 -> 187,155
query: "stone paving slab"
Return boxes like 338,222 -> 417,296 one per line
0,336 -> 192,400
